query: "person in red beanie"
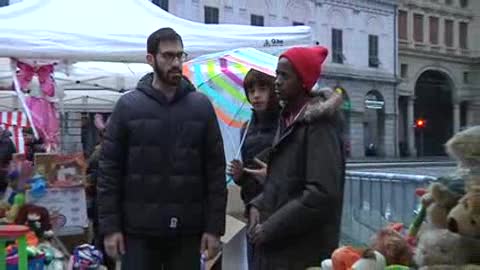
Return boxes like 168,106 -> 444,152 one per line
248,46 -> 346,270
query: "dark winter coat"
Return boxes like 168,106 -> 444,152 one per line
251,97 -> 346,270
97,73 -> 227,238
0,130 -> 15,167
236,109 -> 279,212
0,131 -> 15,192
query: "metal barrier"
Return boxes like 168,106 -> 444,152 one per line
340,171 -> 436,245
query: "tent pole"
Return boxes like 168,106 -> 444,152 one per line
10,58 -> 39,140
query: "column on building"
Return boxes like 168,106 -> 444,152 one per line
407,95 -> 416,156
466,102 -> 476,126
453,101 -> 461,134
350,112 -> 365,158
384,114 -> 396,157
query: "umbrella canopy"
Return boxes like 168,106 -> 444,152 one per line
183,48 -> 279,167
184,47 -> 277,127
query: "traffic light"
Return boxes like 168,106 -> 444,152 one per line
415,118 -> 426,129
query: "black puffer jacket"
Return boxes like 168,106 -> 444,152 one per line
236,110 -> 278,211
97,73 -> 227,237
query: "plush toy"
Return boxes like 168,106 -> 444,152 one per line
439,125 -> 480,197
14,204 -> 52,239
447,186 -> 480,238
370,227 -> 413,266
421,182 -> 460,229
351,249 -> 386,270
0,201 -> 11,218
445,126 -> 480,172
406,188 -> 429,247
2,193 -> 26,223
414,229 -> 480,268
320,246 -> 363,270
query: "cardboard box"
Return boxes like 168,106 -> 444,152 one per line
34,153 -> 87,187
205,185 -> 248,270
205,215 -> 247,270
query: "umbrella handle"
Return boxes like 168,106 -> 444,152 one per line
234,119 -> 251,160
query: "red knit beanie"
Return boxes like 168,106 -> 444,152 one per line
279,46 -> 329,92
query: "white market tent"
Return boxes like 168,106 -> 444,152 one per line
0,0 -> 313,112
0,0 -> 312,62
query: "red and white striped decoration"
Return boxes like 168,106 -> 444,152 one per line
0,111 -> 30,154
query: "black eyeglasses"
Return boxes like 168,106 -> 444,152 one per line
159,51 -> 188,62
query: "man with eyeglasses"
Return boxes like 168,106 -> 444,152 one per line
97,27 -> 227,270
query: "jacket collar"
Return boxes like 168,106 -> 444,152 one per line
136,73 -> 195,105
272,95 -> 342,149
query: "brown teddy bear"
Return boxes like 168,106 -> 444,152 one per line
414,229 -> 480,269
447,185 -> 480,238
421,182 -> 461,229
445,126 -> 480,174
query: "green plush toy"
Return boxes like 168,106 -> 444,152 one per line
4,193 -> 26,223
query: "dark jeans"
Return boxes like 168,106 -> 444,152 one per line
121,235 -> 201,270
247,234 -> 256,270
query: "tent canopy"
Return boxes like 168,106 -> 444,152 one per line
0,0 -> 312,62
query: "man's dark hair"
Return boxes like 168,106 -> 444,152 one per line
147,28 -> 183,55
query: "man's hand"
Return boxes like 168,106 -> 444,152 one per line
251,224 -> 267,244
200,233 -> 221,260
243,158 -> 267,184
248,206 -> 260,240
104,232 -> 125,259
227,159 -> 244,184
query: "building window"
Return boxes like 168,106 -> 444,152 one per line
413,14 -> 424,43
401,64 -> 408,78
251,14 -> 264,26
293,21 -> 304,26
463,72 -> 469,83
332,29 -> 344,64
459,22 -> 468,49
445,0 -> 452,4
445,19 -> 454,47
0,0 -> 8,7
429,17 -> 439,44
460,0 -> 468,8
368,35 -> 379,68
399,10 -> 408,40
204,6 -> 219,24
152,0 -> 168,11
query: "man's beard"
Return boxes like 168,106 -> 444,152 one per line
153,60 -> 182,87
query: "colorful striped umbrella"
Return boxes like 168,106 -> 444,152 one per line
183,48 -> 279,180
184,47 -> 277,126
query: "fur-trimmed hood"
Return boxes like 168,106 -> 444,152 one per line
300,87 -> 344,124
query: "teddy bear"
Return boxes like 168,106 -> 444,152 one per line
409,127 -> 480,240
414,229 -> 480,269
445,126 -> 480,175
420,182 -> 461,229
447,185 -> 480,238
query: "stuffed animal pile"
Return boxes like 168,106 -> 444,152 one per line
412,126 -> 480,269
321,126 -> 480,269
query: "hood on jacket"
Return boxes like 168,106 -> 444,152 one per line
136,73 -> 196,105
301,87 -> 344,123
